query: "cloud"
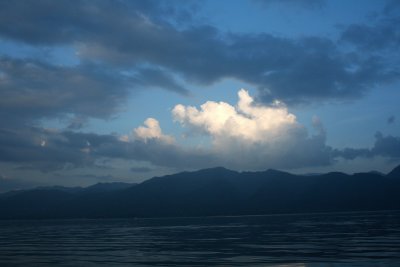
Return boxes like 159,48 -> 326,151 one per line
82,24 -> 396,104
173,89 -> 297,143
339,1 -> 400,87
341,23 -> 399,51
97,137 -> 214,170
1,108 -> 399,173
0,0 -> 188,45
0,123 -> 211,172
133,67 -> 189,95
334,132 -> 400,160
387,115 -> 395,125
0,57 -> 130,124
132,118 -> 175,144
0,57 -> 189,127
341,11 -> 400,52
0,87 -> 332,172
0,127 -> 96,172
173,89 -> 333,169
0,2 -> 189,127
372,132 -> 400,158
384,0 -> 400,15
67,116 -> 88,130
0,1 -> 399,174
332,148 -> 371,161
0,0 -> 397,107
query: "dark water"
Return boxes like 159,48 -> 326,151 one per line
0,211 -> 399,266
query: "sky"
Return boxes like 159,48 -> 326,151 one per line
0,0 -> 399,190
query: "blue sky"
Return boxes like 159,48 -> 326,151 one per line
0,0 -> 399,190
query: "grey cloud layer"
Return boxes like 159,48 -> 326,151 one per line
333,132 -> 400,160
0,57 -> 129,123
2,124 -> 398,173
341,6 -> 400,52
0,56 -> 188,125
0,125 -> 328,172
0,126 -> 214,172
0,0 -> 398,109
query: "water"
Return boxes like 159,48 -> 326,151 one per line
0,211 -> 399,266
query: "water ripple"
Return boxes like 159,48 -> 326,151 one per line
0,211 -> 399,266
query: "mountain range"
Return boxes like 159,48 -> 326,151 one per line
0,165 -> 399,219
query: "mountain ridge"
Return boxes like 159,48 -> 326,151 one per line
0,165 -> 399,219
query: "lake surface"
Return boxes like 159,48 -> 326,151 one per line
0,211 -> 399,266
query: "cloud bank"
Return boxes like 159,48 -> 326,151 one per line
171,89 -> 332,169
0,89 -> 332,172
0,0 -> 398,122
0,89 -> 399,173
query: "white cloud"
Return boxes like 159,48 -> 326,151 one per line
171,89 -> 332,170
173,89 -> 298,143
119,89 -> 332,171
133,118 -> 175,144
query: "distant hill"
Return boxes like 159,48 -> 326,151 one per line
0,166 -> 399,219
387,165 -> 400,179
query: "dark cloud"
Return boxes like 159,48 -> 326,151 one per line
1,124 -> 399,173
387,115 -> 395,125
372,132 -> 400,158
0,127 -> 100,172
341,18 -> 400,52
0,126 -> 330,172
0,57 -> 129,124
340,0 -> 400,74
0,0 -> 397,107
82,27 -> 398,104
67,116 -> 88,130
255,38 -> 396,104
0,126 -> 213,172
333,148 -> 371,160
384,0 -> 400,15
82,20 -> 397,104
334,132 -> 400,160
0,0 -> 190,45
0,120 -> 328,172
0,0 -> 190,128
133,67 -> 189,95
96,138 -> 215,170
0,57 -> 189,126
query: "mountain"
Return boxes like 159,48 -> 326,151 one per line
387,164 -> 400,179
82,182 -> 135,193
0,166 -> 399,219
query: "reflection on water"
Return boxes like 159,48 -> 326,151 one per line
0,211 -> 399,266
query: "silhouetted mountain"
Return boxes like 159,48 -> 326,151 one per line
34,185 -> 83,193
83,182 -> 135,193
387,165 -> 400,179
368,170 -> 385,176
0,165 -> 399,219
